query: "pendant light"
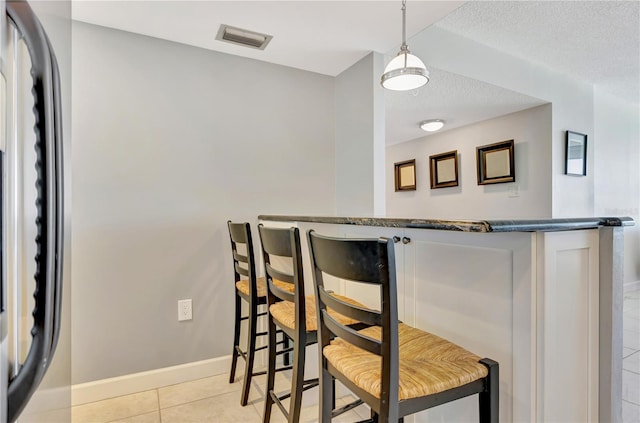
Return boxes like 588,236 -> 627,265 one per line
381,0 -> 429,91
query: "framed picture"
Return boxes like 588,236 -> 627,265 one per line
394,159 -> 416,191
429,150 -> 458,189
476,139 -> 515,185
565,130 -> 587,176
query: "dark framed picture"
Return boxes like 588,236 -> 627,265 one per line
565,130 -> 587,176
476,139 -> 515,185
429,150 -> 458,189
394,159 -> 416,191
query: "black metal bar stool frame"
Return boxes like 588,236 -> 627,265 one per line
258,225 -> 364,423
307,230 -> 499,423
227,221 -> 289,406
259,225 -> 316,423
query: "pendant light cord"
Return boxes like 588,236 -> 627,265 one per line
401,0 -> 408,67
401,0 -> 407,51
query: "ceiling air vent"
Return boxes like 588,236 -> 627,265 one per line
216,25 -> 273,50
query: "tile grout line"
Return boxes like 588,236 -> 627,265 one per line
157,388 -> 247,413
624,350 -> 640,363
157,389 -> 162,423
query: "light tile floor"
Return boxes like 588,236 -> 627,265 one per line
72,289 -> 640,423
71,365 -> 369,423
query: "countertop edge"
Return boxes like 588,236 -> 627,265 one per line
258,215 -> 635,233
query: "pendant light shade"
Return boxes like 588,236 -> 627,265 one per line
381,52 -> 429,91
381,0 -> 429,91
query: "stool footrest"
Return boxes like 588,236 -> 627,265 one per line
274,378 -> 319,402
240,309 -> 267,322
254,344 -> 268,353
270,391 -> 289,419
275,347 -> 294,356
234,346 -> 247,360
332,398 -> 364,418
235,344 -> 268,360
268,377 -> 325,421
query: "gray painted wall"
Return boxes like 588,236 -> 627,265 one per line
71,22 -> 335,384
410,26 -> 595,218
70,16 -> 639,387
335,52 -> 386,216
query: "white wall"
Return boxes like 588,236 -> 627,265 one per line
594,87 -> 640,283
335,52 -> 386,216
72,22 -> 336,384
386,104 -> 552,219
409,26 -> 594,218
393,26 -> 638,282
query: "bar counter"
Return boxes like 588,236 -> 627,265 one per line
259,214 -> 634,232
259,214 -> 634,423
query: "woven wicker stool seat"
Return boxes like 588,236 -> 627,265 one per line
324,323 -> 489,400
269,294 -> 363,333
235,277 -> 295,298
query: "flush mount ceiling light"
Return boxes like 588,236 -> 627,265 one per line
419,119 -> 445,132
381,0 -> 430,91
216,24 -> 273,50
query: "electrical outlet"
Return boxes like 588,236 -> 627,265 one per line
178,299 -> 192,321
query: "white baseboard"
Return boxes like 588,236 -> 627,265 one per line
625,280 -> 640,293
72,355 -> 231,406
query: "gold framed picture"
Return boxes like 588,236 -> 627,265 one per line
394,159 -> 416,191
476,140 -> 515,185
429,150 -> 459,189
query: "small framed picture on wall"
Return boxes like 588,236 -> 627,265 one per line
476,140 -> 515,185
429,150 -> 459,189
394,159 -> 416,191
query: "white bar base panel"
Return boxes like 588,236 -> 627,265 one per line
71,356 -> 231,406
259,218 -> 628,423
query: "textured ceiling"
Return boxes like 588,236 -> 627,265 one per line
435,1 -> 640,105
385,68 -> 547,145
72,1 -> 639,145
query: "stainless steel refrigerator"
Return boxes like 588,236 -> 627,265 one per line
0,1 -> 66,422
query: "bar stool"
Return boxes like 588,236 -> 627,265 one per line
258,224 -> 365,423
307,230 -> 499,423
227,221 -> 293,406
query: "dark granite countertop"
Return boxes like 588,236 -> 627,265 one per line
258,215 -> 635,233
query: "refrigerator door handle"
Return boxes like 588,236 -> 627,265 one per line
5,1 -> 64,422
